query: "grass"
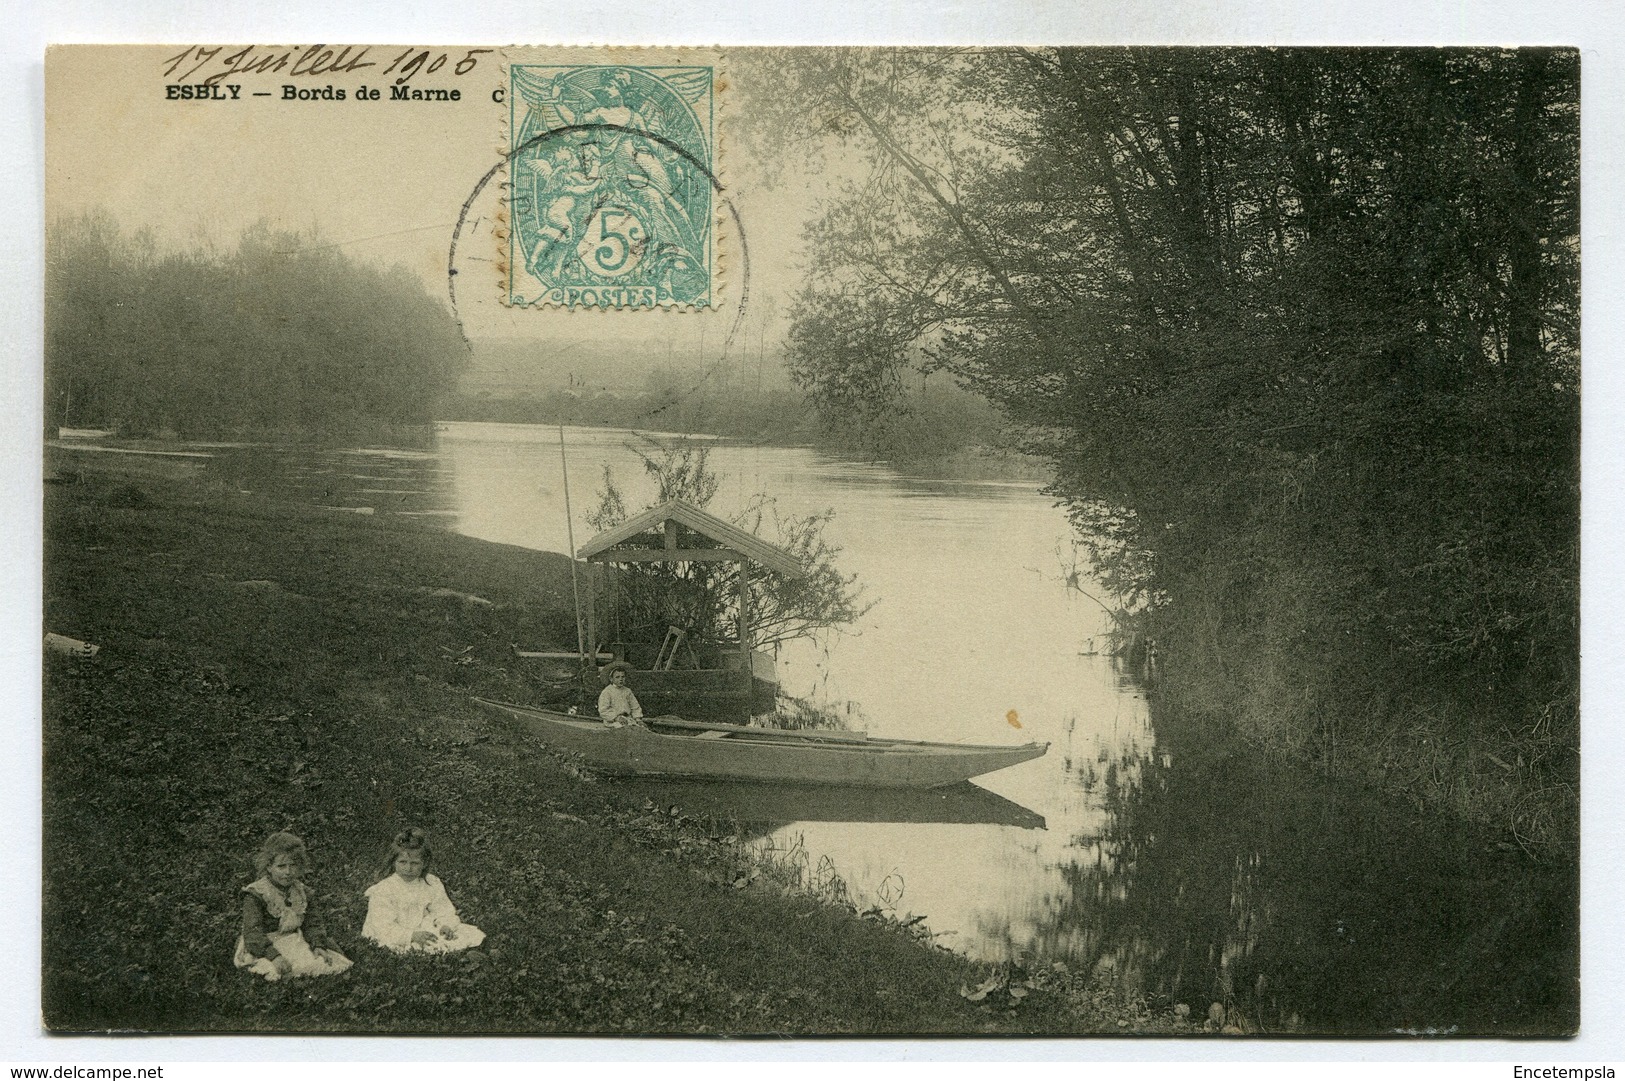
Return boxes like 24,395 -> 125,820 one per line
41,458 -> 1200,1036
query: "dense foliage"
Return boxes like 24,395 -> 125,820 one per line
760,48 -> 1579,832
45,213 -> 468,440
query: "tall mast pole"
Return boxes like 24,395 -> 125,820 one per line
559,423 -> 586,661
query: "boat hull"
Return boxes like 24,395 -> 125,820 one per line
474,698 -> 1048,789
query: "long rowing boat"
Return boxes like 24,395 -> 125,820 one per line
473,698 -> 1049,789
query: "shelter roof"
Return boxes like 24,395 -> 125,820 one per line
577,499 -> 807,578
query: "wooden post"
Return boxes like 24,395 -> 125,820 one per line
737,557 -> 750,649
585,560 -> 598,662
559,425 -> 585,661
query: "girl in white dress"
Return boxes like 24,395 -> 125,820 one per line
362,828 -> 486,954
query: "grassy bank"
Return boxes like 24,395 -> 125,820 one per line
41,457 -> 1197,1035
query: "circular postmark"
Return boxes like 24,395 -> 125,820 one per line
445,120 -> 752,370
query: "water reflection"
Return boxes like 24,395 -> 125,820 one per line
201,443 -> 457,517
999,706 -> 1578,1034
609,778 -> 1046,830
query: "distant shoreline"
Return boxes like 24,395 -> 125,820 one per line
47,418 -> 1057,486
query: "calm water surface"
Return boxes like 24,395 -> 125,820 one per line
196,421 -> 1575,1033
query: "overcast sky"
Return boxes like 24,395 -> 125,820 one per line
45,45 -> 827,379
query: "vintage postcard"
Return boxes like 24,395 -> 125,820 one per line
39,43 -> 1581,1042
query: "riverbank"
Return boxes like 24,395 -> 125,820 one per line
41,458 -> 1200,1035
441,379 -> 1053,484
1139,595 -> 1579,859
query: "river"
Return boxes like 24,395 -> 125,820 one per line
193,420 -> 1576,1034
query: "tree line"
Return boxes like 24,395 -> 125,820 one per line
45,212 -> 468,441
751,48 -> 1579,836
444,369 -> 1016,471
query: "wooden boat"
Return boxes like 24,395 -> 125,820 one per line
474,698 -> 1049,789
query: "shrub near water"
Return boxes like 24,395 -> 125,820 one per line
771,49 -> 1580,848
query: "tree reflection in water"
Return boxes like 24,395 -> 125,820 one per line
980,701 -> 1577,1035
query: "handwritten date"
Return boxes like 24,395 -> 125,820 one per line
161,45 -> 491,87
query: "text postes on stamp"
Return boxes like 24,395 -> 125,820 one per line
507,63 -> 715,310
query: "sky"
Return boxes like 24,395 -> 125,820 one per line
44,45 -> 827,386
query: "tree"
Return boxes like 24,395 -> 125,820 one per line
44,215 -> 469,439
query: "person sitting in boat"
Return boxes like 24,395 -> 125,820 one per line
597,660 -> 643,727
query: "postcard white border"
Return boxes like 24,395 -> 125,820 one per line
5,0 -> 1622,1070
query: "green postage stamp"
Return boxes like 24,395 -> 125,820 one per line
506,63 -> 716,310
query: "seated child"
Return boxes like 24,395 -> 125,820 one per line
233,830 -> 353,981
597,661 -> 643,727
362,827 -> 486,954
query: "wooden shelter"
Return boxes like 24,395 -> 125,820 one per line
577,500 -> 806,721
